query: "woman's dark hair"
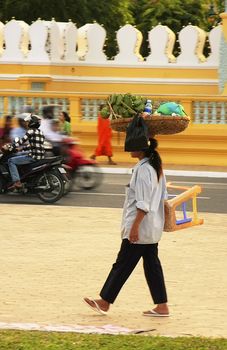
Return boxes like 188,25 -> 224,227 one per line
144,138 -> 163,181
4,115 -> 12,123
62,111 -> 71,123
42,105 -> 55,120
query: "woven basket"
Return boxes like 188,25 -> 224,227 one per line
110,115 -> 190,137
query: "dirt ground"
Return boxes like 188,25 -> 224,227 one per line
0,204 -> 227,337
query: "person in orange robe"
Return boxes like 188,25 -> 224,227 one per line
90,105 -> 117,165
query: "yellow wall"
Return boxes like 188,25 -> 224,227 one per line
0,64 -> 226,167
0,63 -> 219,95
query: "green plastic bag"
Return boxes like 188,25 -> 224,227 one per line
156,102 -> 187,116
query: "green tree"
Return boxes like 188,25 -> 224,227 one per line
0,0 -> 133,58
130,0 -> 213,57
1,0 -> 69,22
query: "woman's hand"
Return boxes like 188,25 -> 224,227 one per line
129,209 -> 147,243
129,224 -> 139,243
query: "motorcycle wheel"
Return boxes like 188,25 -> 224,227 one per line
63,169 -> 75,195
0,176 -> 4,193
74,165 -> 103,190
36,171 -> 64,203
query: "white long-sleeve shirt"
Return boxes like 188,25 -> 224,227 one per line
40,119 -> 64,142
121,158 -> 168,244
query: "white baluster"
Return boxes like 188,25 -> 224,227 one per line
0,97 -> 4,115
7,97 -> 11,115
37,97 -> 43,115
203,102 -> 209,124
1,19 -> 29,61
220,102 -> 226,124
93,100 -> 99,120
0,21 -> 4,57
210,102 -> 217,123
204,25 -> 222,66
146,24 -> 176,64
193,101 -> 201,123
15,97 -> 21,115
77,24 -> 91,60
85,23 -> 107,62
49,19 -> 62,62
114,24 -> 144,63
84,100 -> 90,119
177,25 -> 206,65
18,97 -> 26,112
27,19 -> 49,62
57,20 -> 78,62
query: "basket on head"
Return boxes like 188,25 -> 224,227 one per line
110,114 -> 190,137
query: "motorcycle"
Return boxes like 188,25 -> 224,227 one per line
44,138 -> 103,192
0,146 -> 68,203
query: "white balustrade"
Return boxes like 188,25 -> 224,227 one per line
0,20 -> 224,67
81,98 -> 106,120
192,100 -> 227,124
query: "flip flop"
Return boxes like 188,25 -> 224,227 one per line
83,297 -> 107,316
143,310 -> 170,317
8,182 -> 23,190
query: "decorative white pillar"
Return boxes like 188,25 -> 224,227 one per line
0,22 -> 4,57
219,1 -> 227,94
1,19 -> 29,61
146,24 -> 176,64
27,19 -> 49,62
77,23 -> 107,62
177,25 -> 206,65
204,25 -> 222,65
114,24 -> 144,63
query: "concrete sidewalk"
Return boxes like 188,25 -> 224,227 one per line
0,204 -> 227,337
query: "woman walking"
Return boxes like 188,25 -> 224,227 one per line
84,137 -> 169,317
90,104 -> 117,165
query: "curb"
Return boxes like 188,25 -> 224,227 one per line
100,167 -> 227,178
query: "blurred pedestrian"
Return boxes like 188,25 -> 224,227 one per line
84,138 -> 169,317
0,115 -> 13,146
9,113 -> 28,141
90,104 -> 117,165
59,111 -> 71,135
40,105 -> 54,138
40,105 -> 64,142
49,119 -> 64,155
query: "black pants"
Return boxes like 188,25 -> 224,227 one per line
100,239 -> 167,305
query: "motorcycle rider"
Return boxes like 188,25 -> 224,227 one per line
6,114 -> 45,190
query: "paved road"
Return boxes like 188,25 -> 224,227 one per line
0,173 -> 227,214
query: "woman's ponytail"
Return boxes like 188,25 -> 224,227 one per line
144,138 -> 163,181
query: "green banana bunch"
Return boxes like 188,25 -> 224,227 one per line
100,93 -> 147,119
100,105 -> 111,119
